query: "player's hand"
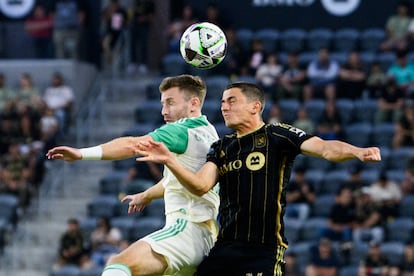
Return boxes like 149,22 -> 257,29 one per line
121,192 -> 151,214
134,140 -> 173,165
358,147 -> 381,162
46,146 -> 82,162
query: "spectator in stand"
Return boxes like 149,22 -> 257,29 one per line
392,100 -> 414,148
276,51 -> 307,102
285,252 -> 300,276
401,157 -> 414,195
101,0 -> 128,67
303,48 -> 339,102
266,103 -> 283,125
52,0 -> 86,59
390,243 -> 414,276
0,143 -> 33,209
43,72 -> 74,134
24,4 -> 53,59
368,171 -> 402,220
55,218 -> 85,269
380,1 -> 411,52
255,53 -> 283,99
341,164 -> 370,195
285,165 -> 315,221
167,4 -> 196,53
293,106 -> 315,135
316,101 -> 344,140
387,49 -> 414,96
337,51 -> 367,100
374,78 -> 405,124
128,0 -> 155,74
366,62 -> 389,99
0,73 -> 14,111
247,39 -> 266,76
90,216 -> 123,267
353,188 -> 384,245
15,72 -> 44,113
306,238 -> 341,276
219,27 -> 246,78
319,186 -> 355,263
359,240 -> 390,276
202,3 -> 229,30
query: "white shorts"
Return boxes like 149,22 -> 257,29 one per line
141,217 -> 216,276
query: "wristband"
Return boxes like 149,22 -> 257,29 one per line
79,146 -> 103,160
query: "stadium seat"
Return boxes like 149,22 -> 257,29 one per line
286,241 -> 314,272
385,169 -> 405,183
144,198 -> 165,218
98,169 -> 129,195
306,28 -> 333,51
353,99 -> 377,124
387,147 -> 414,170
333,28 -> 360,52
319,170 -> 349,195
359,51 -> 376,70
330,51 -> 348,65
145,76 -> 165,100
253,28 -> 279,53
111,216 -> 135,241
380,241 -> 405,265
300,217 -> 327,241
312,195 -> 336,217
304,99 -> 325,123
279,28 -> 307,53
359,169 -> 380,183
351,242 -> 369,265
205,75 -> 230,101
399,195 -> 414,218
360,28 -> 386,52
78,267 -> 103,276
122,123 -> 158,137
298,51 -> 318,67
386,217 -> 414,243
304,169 -> 325,189
215,123 -> 233,138
50,264 -> 81,276
278,99 -> 300,124
371,123 -> 394,148
79,217 -> 97,239
203,100 -> 222,124
284,218 -> 303,243
339,265 -> 359,276
377,52 -> 396,71
236,28 -> 254,52
0,194 -> 19,225
87,195 -> 120,218
161,53 -> 186,76
304,155 -> 333,171
134,100 -> 163,125
344,122 -> 372,147
129,217 -> 164,242
336,99 -> 355,124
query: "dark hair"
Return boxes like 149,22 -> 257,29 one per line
225,82 -> 266,113
159,74 -> 207,106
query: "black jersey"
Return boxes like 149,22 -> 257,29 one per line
207,123 -> 313,248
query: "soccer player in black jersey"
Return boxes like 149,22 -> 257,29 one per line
135,82 -> 382,276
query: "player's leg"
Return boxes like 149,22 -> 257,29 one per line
102,240 -> 168,276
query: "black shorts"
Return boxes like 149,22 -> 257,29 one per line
196,240 -> 286,276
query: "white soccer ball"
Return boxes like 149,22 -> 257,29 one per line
180,22 -> 227,69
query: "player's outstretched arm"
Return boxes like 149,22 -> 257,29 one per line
121,179 -> 165,214
46,135 -> 153,161
135,140 -> 218,196
300,136 -> 381,163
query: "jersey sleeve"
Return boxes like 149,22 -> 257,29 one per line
149,123 -> 188,154
206,140 -> 221,165
271,122 -> 313,153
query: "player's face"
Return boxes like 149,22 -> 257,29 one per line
221,88 -> 256,130
160,87 -> 192,123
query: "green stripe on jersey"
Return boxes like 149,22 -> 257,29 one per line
149,116 -> 209,154
148,218 -> 188,241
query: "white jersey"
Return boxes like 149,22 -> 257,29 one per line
149,115 -> 220,223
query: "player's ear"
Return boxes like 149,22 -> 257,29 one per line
251,101 -> 262,114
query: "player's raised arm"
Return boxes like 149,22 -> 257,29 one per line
135,140 -> 218,196
300,136 -> 381,162
46,135 -> 154,161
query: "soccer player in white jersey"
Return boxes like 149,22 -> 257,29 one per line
46,75 -> 220,276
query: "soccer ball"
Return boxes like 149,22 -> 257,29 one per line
180,22 -> 227,69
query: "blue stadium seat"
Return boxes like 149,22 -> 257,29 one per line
284,218 -> 303,243
0,194 -> 18,225
79,267 -> 103,276
87,195 -> 120,218
205,75 -> 230,101
50,264 -> 81,276
371,123 -> 394,148
387,147 -> 414,170
360,28 -> 386,52
145,76 -> 165,100
144,199 -> 165,218
300,217 -> 327,241
111,216 -> 135,241
236,28 -> 254,52
359,169 -> 380,183
203,100 -> 222,124
253,28 -> 279,53
312,195 -> 336,217
304,169 -> 324,190
336,99 -> 355,124
304,99 -> 325,123
339,265 -> 359,276
215,123 -> 233,138
386,217 -> 414,243
298,51 -> 318,67
306,28 -> 333,51
377,52 -> 396,71
129,217 -> 164,242
333,28 -> 360,52
399,195 -> 414,218
359,51 -> 376,71
304,155 -> 333,171
380,241 -> 405,265
161,53 -> 186,76
279,99 -> 300,124
353,99 -> 377,124
319,170 -> 350,195
330,51 -> 349,66
344,122 -> 372,147
279,28 -> 307,53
